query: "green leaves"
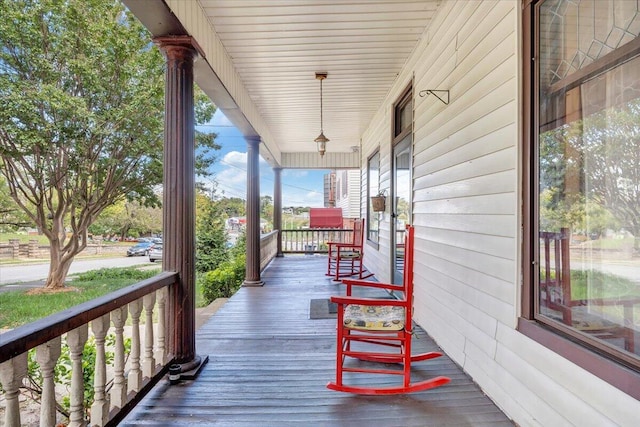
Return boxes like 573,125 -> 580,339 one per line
0,0 -> 218,287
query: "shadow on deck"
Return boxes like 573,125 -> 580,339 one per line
121,255 -> 514,426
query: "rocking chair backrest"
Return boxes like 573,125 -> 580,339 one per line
402,225 -> 415,327
539,227 -> 571,306
351,218 -> 364,247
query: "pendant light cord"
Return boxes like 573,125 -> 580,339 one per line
320,77 -> 324,133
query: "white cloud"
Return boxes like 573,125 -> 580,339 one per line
283,169 -> 309,179
213,151 -> 271,199
222,150 -> 246,166
212,151 -> 325,207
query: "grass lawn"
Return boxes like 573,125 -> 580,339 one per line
578,237 -> 634,250
570,269 -> 640,300
0,266 -> 210,329
0,232 -> 50,245
0,267 -> 161,329
0,232 -> 132,246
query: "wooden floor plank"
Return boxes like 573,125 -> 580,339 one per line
121,255 -> 514,426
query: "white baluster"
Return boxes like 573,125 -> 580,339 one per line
110,306 -> 128,409
142,292 -> 156,378
67,325 -> 89,427
155,288 -> 168,366
90,314 -> 110,426
36,337 -> 62,427
0,353 -> 28,427
128,298 -> 143,392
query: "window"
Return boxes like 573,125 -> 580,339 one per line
395,89 -> 412,138
523,0 -> 640,389
367,151 -> 380,244
341,170 -> 348,198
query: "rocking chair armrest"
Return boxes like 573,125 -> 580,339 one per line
327,240 -> 354,245
330,295 -> 406,306
341,279 -> 403,292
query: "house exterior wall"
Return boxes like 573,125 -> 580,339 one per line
335,169 -> 361,219
360,1 -> 639,426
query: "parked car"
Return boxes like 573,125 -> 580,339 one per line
126,242 -> 154,257
148,243 -> 163,262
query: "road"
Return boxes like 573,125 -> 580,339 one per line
0,256 -> 154,288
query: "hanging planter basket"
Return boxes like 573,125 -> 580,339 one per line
371,194 -> 386,212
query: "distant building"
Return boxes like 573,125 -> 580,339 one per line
324,169 -> 360,220
323,172 -> 335,207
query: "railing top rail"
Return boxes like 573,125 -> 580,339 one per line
0,271 -> 178,363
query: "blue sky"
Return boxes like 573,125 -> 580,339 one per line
200,109 -> 329,207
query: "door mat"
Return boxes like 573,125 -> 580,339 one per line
309,298 -> 338,319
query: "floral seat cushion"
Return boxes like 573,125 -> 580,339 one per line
343,304 -> 405,331
334,250 -> 361,258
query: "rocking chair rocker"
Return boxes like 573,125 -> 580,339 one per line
327,225 -> 450,395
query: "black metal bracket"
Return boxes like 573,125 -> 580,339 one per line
418,89 -> 449,105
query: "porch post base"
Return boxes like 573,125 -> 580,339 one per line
177,355 -> 209,380
242,279 -> 264,287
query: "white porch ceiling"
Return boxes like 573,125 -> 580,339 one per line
198,1 -> 440,155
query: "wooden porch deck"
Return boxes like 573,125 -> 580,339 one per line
121,255 -> 514,426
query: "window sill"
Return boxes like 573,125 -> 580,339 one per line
518,318 -> 640,400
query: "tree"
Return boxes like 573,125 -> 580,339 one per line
0,175 -> 32,231
89,199 -> 162,239
260,195 -> 273,224
87,201 -> 128,239
195,193 -> 229,274
0,0 -> 218,289
215,197 -> 245,219
579,102 -> 640,254
541,99 -> 640,253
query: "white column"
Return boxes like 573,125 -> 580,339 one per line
155,287 -> 168,366
110,306 -> 128,409
128,298 -> 143,392
90,314 -> 111,426
67,325 -> 89,427
142,292 -> 157,377
0,353 -> 28,427
35,337 -> 62,427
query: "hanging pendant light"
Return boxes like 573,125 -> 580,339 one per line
314,72 -> 329,156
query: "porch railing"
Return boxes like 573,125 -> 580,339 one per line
260,231 -> 279,271
0,229 -> 353,426
280,228 -> 352,254
0,272 -> 178,427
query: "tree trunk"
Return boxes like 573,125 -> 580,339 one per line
44,241 -> 75,289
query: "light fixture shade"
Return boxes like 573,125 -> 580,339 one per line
315,132 -> 329,156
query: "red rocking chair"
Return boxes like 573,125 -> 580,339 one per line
327,225 -> 450,395
326,218 -> 372,281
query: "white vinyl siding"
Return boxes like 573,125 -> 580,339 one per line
360,1 -> 639,426
334,169 -> 361,219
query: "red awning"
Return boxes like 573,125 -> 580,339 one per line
309,208 -> 343,228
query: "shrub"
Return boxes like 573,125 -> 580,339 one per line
201,254 -> 246,304
75,267 -> 158,281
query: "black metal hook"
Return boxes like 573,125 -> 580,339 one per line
418,89 -> 449,105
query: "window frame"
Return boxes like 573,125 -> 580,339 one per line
366,150 -> 380,247
520,0 -> 640,399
